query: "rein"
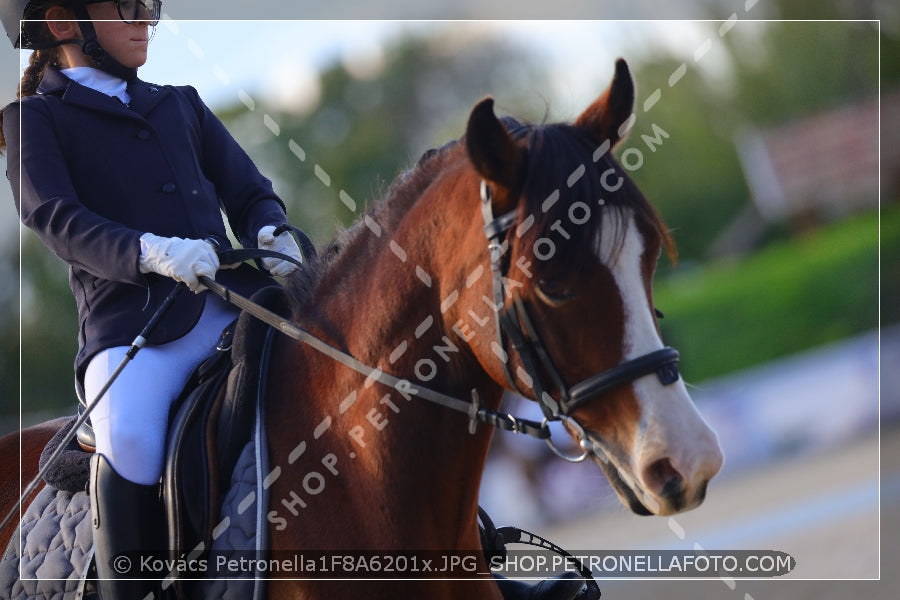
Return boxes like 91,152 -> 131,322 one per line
199,265 -> 552,442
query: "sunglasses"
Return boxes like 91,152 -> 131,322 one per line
81,0 -> 162,26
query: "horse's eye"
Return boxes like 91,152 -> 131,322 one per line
655,308 -> 665,319
535,279 -> 575,306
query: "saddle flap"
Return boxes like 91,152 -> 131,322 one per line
164,341 -> 232,560
217,285 -> 291,490
166,285 -> 290,563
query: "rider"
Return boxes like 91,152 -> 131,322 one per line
0,1 -> 302,597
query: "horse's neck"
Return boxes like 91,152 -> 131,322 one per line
313,179 -> 483,387
278,181 -> 502,548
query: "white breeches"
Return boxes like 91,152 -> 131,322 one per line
84,293 -> 239,484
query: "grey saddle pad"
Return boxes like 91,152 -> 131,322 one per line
0,436 -> 267,600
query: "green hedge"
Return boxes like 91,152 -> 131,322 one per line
654,206 -> 895,383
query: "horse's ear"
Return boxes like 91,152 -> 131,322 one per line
575,58 -> 635,148
465,97 -> 524,211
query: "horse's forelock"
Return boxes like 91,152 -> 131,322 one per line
513,122 -> 672,274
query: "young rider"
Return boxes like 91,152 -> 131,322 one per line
0,1 -> 303,597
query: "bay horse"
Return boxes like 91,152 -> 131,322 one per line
0,59 -> 723,599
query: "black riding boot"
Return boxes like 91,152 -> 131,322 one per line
495,572 -> 586,600
89,453 -> 168,600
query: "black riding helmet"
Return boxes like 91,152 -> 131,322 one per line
0,0 -> 161,80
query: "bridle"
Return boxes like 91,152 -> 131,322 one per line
479,180 -> 682,461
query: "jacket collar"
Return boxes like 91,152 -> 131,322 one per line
126,78 -> 170,117
37,67 -> 170,120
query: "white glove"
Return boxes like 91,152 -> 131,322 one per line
257,225 -> 302,277
139,233 -> 219,293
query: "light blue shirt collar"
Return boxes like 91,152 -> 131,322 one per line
61,66 -> 131,105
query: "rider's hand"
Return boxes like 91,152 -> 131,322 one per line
257,225 -> 302,277
138,233 -> 219,293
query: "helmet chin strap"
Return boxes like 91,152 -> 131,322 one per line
71,3 -> 138,81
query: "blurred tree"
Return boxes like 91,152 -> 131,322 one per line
221,29 -> 550,246
1,232 -> 77,426
718,20 -> 881,126
623,19 -> 884,268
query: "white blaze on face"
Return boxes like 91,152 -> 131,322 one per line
596,210 -> 723,514
596,210 -> 662,362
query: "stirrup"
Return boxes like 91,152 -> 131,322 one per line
479,506 -> 601,600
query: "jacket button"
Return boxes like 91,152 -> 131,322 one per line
137,129 -> 151,140
161,183 -> 176,194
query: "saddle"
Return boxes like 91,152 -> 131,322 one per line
37,286 -> 291,566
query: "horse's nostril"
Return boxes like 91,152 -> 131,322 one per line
643,457 -> 684,500
696,479 -> 709,504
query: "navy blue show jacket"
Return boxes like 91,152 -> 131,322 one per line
4,67 -> 288,378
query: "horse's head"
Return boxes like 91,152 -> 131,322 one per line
459,59 -> 723,516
